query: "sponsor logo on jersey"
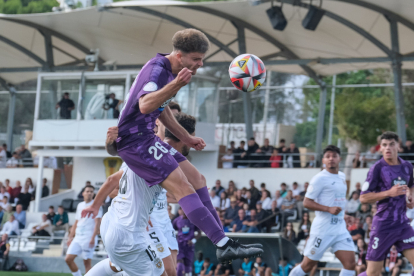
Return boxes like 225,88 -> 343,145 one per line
393,177 -> 407,186
158,95 -> 176,111
362,181 -> 369,192
310,248 -> 316,255
156,243 -> 164,253
155,257 -> 163,269
403,237 -> 414,243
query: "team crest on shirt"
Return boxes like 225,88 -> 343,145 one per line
156,244 -> 164,253
362,181 -> 369,192
393,177 -> 407,186
155,258 -> 163,269
310,248 -> 316,255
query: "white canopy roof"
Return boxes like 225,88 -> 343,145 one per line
1,0 -> 414,84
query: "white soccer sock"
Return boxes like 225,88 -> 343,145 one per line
289,265 -> 306,276
339,268 -> 355,276
84,259 -> 118,276
72,270 -> 82,276
216,237 -> 230,247
185,273 -> 193,276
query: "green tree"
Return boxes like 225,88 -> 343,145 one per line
0,0 -> 59,14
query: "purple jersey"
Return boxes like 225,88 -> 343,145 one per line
117,53 -> 176,150
172,215 -> 197,243
361,157 -> 413,232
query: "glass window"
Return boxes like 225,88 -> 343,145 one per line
82,79 -> 125,120
39,79 -> 80,120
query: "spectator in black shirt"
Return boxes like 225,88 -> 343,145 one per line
46,206 -> 55,223
229,141 -> 236,152
18,145 -> 32,167
260,138 -> 274,167
249,180 -> 260,202
214,263 -> 234,276
103,93 -> 122,119
350,221 -> 365,244
247,138 -> 260,167
245,191 -> 257,210
2,144 -> 11,158
17,187 -> 32,210
56,92 -> 75,119
212,180 -> 225,197
277,139 -> 286,152
233,141 -> 247,168
286,143 -> 301,168
42,178 -> 50,198
256,201 -> 271,233
299,182 -> 309,200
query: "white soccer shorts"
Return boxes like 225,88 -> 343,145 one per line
67,237 -> 97,260
148,222 -> 179,259
101,214 -> 165,276
304,233 -> 355,261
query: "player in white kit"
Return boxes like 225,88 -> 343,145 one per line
66,185 -> 103,276
289,145 -> 356,276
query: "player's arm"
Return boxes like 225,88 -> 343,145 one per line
67,220 -> 78,246
109,187 -> 119,199
89,217 -> 102,248
105,126 -> 118,156
81,170 -> 123,218
139,68 -> 192,114
360,185 -> 406,204
303,198 -> 341,215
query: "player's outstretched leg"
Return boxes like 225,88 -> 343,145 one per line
162,167 -> 263,262
85,258 -> 119,276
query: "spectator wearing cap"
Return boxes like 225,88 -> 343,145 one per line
212,180 -> 225,197
224,197 -> 240,226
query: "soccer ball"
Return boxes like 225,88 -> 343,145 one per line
229,54 -> 266,93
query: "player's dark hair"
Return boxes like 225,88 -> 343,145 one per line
58,205 -> 64,209
172,29 -> 210,54
84,185 -> 95,191
380,131 -> 399,142
165,113 -> 196,142
49,205 -> 54,209
168,101 -> 181,112
280,139 -> 285,143
323,145 -> 341,156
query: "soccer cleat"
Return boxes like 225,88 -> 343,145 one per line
234,239 -> 263,249
216,239 -> 264,263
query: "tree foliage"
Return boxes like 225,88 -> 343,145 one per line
0,0 -> 59,14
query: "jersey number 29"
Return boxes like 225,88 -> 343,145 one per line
148,142 -> 169,160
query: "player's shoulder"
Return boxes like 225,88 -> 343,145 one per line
401,158 -> 414,170
144,55 -> 170,81
368,158 -> 385,173
338,171 -> 346,179
76,201 -> 85,211
310,170 -> 329,184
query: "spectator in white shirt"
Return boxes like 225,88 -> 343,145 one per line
31,214 -> 52,237
209,189 -> 220,209
0,197 -> 10,212
0,215 -> 20,236
0,187 -> 10,202
260,190 -> 272,210
0,147 -> 6,168
221,149 -> 234,169
6,152 -> 21,168
219,191 -> 230,211
346,192 -> 361,216
291,182 -> 302,200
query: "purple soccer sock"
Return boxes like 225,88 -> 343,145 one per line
357,272 -> 367,276
177,262 -> 185,276
178,193 -> 226,244
196,186 -> 223,229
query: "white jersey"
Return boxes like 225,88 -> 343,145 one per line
149,189 -> 171,227
74,201 -> 103,243
305,169 -> 348,236
108,163 -> 162,232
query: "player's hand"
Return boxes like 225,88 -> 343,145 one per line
175,68 -> 193,87
146,219 -> 153,231
89,239 -> 95,249
81,205 -> 99,219
328,206 -> 342,215
407,195 -> 414,209
388,185 -> 407,198
185,136 -> 206,151
107,126 -> 118,144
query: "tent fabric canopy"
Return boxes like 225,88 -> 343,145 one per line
1,0 -> 414,84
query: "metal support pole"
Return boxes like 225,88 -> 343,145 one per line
389,19 -> 407,143
35,155 -> 44,212
235,23 -> 253,139
43,31 -> 54,71
6,87 -> 16,150
262,71 -> 271,144
328,75 -> 336,145
315,83 -> 327,158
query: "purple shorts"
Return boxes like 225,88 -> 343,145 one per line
177,241 -> 194,268
366,224 -> 414,261
118,135 -> 187,187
